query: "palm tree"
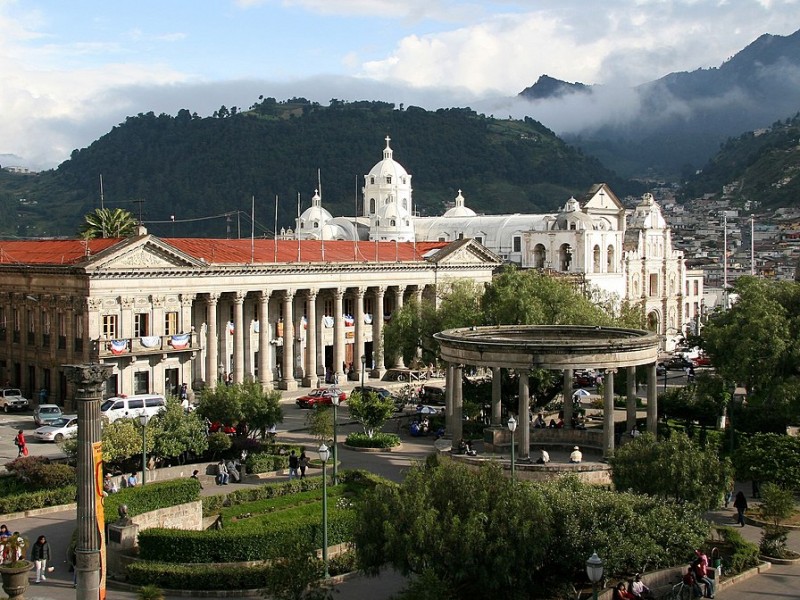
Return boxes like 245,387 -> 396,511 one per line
79,208 -> 137,239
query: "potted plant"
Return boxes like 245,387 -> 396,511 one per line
0,533 -> 34,599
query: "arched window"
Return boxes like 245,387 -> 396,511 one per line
313,221 -> 319,228
593,245 -> 601,272
533,244 -> 546,268
376,219 -> 380,227
370,176 -> 375,184
390,219 -> 396,227
402,198 -> 408,209
300,222 -> 304,229
369,198 -> 376,213
606,245 -> 615,272
569,222 -> 577,230
386,175 -> 392,184
559,244 -> 572,271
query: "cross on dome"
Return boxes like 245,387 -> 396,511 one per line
383,135 -> 393,160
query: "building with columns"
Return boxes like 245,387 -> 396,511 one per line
296,140 -> 690,343
0,234 -> 500,404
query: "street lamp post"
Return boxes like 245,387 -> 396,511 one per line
663,366 -> 668,393
360,353 -> 366,389
507,415 -> 517,481
318,443 -> 330,579
586,551 -> 604,600
138,414 -> 148,485
331,393 -> 340,486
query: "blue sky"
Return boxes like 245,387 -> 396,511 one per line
1,0 -> 798,169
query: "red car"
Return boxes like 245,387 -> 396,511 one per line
296,387 -> 347,409
693,354 -> 712,367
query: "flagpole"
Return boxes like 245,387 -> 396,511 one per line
251,195 -> 255,264
274,195 -> 278,263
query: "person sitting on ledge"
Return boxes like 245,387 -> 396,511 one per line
548,418 -> 558,428
613,582 -> 635,600
536,448 -> 550,464
534,414 -> 546,428
629,573 -> 651,599
569,446 -> 583,463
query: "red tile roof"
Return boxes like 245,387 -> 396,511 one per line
0,237 -> 449,266
0,239 -> 120,265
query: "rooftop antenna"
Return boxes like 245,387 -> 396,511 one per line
354,174 -> 359,261
133,198 -> 145,226
297,192 -> 301,262
750,214 -> 755,276
251,196 -> 255,264
274,195 -> 278,262
723,212 -> 728,309
99,174 -> 105,210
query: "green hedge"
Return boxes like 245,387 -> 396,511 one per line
126,561 -> 272,590
0,484 -> 77,515
245,453 -> 289,474
345,432 -> 400,448
104,478 -> 201,524
138,510 -> 355,562
716,526 -> 760,574
202,475 -> 325,514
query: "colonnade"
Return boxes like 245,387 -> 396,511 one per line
202,284 -> 422,391
443,362 -> 659,459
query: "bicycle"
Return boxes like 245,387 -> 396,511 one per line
670,581 -> 692,600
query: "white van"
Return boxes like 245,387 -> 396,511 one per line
100,394 -> 166,423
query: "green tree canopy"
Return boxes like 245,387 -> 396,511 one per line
79,207 -> 137,239
610,431 -> 733,509
149,398 -> 208,461
734,433 -> 800,490
347,391 -> 396,438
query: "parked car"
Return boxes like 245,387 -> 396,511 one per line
693,354 -> 712,367
34,415 -> 78,443
34,404 -> 63,426
296,387 -> 347,409
664,356 -> 695,370
0,388 -> 29,413
208,421 -> 237,435
419,385 -> 446,406
573,371 -> 598,387
353,385 -> 404,411
100,394 -> 166,423
656,363 -> 667,376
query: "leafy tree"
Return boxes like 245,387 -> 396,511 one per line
238,380 -> 283,439
101,418 -> 152,467
305,406 -> 333,445
757,482 -> 796,559
196,383 -> 246,426
659,372 -> 728,428
79,207 -> 137,239
355,456 -> 553,598
149,398 -> 208,463
734,433 -> 800,490
263,534 -> 333,600
347,391 -> 395,438
610,431 -> 733,509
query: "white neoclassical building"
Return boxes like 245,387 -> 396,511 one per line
0,233 -> 500,406
296,139 -> 693,341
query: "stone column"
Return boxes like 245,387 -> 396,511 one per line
413,286 -> 423,360
233,292 -> 245,383
353,287 -> 366,381
303,289 -> 319,388
333,289 -> 345,383
647,362 -> 658,433
258,291 -> 272,389
205,294 -> 219,389
518,372 -> 530,460
371,287 -> 385,378
603,369 -> 616,459
491,367 -> 502,426
563,368 -> 574,429
281,290 -> 297,390
451,364 -> 463,447
65,363 -> 112,600
179,294 -> 195,334
444,363 -> 454,433
626,366 -> 637,433
394,286 -> 406,368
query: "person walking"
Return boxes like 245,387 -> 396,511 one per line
733,490 -> 748,527
32,535 -> 51,583
14,430 -> 27,457
288,450 -> 299,480
298,452 -> 309,479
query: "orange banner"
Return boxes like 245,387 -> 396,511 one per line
92,441 -> 106,600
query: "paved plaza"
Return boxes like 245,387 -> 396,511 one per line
1,376 -> 797,599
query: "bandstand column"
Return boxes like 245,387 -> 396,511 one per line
233,292 -> 245,383
281,290 -> 298,391
491,366 -> 502,425
563,368 -> 574,429
647,362 -> 658,433
258,291 -> 272,389
603,369 -> 616,458
518,372 -> 530,460
205,293 -> 220,389
333,289 -> 345,383
303,289 -> 319,388
354,287 -> 366,381
393,286 -> 406,368
413,286 -> 423,360
371,287 -> 385,378
626,366 -> 637,432
445,363 -> 454,432
451,364 -> 463,447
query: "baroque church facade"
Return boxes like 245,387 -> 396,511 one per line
296,138 -> 695,341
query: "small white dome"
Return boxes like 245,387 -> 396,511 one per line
443,189 -> 477,218
368,136 -> 409,180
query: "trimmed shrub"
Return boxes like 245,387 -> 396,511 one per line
345,432 -> 400,449
202,475 -> 325,514
0,485 -> 77,514
126,561 -> 272,590
207,432 -> 232,455
104,478 -> 201,524
137,510 -> 355,563
245,453 -> 289,474
716,526 -> 760,574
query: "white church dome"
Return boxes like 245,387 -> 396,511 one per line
443,190 -> 477,218
368,136 -> 409,182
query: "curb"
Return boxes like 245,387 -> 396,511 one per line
717,561 -> 772,591
0,502 -> 75,522
342,443 -> 403,453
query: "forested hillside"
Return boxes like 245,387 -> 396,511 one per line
0,99 -> 635,239
680,113 -> 800,207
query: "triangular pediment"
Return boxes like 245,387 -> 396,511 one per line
583,183 -> 624,212
83,235 -> 206,271
426,238 -> 503,266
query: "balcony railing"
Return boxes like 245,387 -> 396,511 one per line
93,333 -> 199,358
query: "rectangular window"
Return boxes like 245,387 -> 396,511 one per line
27,310 -> 35,344
649,274 -> 659,297
474,236 -> 483,245
513,237 -> 521,253
344,298 -> 354,317
323,299 -> 333,316
133,372 -> 150,395
58,313 -> 67,349
74,314 -> 84,352
364,297 -> 374,315
13,309 -> 20,333
134,313 -> 149,337
693,281 -> 699,296
164,311 -> 178,336
102,315 -> 118,339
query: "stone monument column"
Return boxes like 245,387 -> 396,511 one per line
603,369 -> 616,458
562,368 -> 574,429
205,293 -> 220,389
517,372 -> 530,460
491,366 -> 502,426
647,362 -> 658,433
371,287 -> 385,378
233,292 -> 245,383
281,290 -> 298,390
303,289 -> 319,388
626,366 -> 638,432
258,290 -> 272,388
66,363 -> 112,600
393,286 -> 406,368
333,289 -> 345,383
451,364 -> 464,446
353,287 -> 366,381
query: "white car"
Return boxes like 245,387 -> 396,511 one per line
34,415 -> 78,443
